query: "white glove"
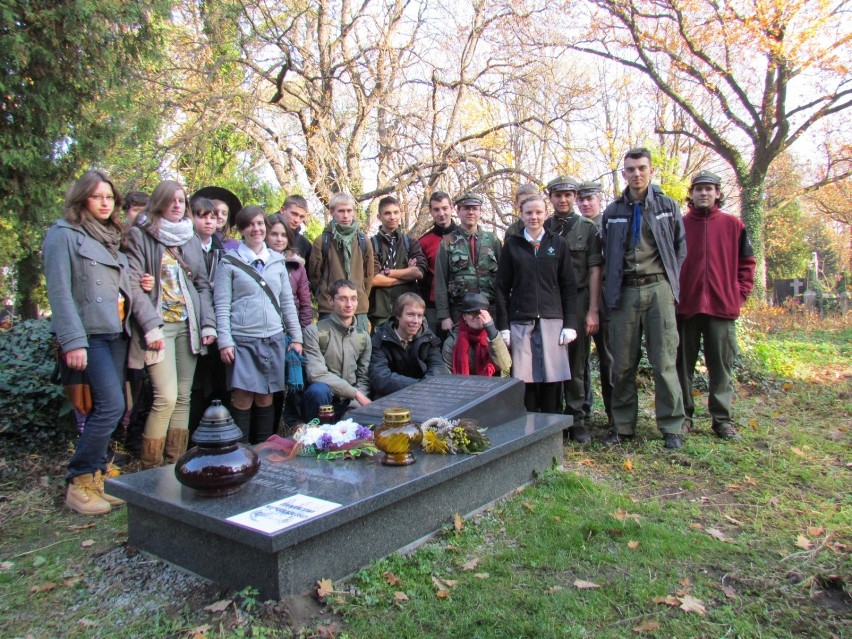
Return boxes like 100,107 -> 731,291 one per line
500,330 -> 511,348
559,328 -> 577,345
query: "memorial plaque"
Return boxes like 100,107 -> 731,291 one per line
349,375 -> 525,426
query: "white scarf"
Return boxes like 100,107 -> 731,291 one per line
152,217 -> 195,247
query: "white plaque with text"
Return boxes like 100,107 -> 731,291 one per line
227,494 -> 342,534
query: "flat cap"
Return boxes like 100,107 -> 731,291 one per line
454,192 -> 483,207
459,293 -> 490,313
690,170 -> 722,187
546,176 -> 579,193
577,181 -> 603,197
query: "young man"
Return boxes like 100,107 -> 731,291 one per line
302,279 -> 372,421
122,191 -> 149,226
369,292 -> 446,398
601,148 -> 687,449
418,191 -> 458,338
369,196 -> 428,329
543,176 -> 602,444
434,192 -> 502,332
677,170 -> 755,440
576,181 -> 613,428
279,194 -> 312,261
309,193 -> 375,332
442,292 -> 511,377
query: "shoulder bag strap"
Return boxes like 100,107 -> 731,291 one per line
222,255 -> 281,316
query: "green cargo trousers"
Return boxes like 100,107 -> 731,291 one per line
676,314 -> 737,427
563,288 -> 590,428
608,280 -> 684,435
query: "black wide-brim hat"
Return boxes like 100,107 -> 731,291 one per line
191,187 -> 243,227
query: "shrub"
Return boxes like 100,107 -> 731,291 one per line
0,319 -> 76,451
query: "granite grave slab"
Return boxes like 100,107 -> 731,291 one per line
107,376 -> 569,599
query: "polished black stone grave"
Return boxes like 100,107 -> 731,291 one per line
107,376 -> 568,599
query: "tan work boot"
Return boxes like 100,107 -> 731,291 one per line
140,435 -> 166,469
93,469 -> 125,506
164,429 -> 190,464
65,474 -> 111,516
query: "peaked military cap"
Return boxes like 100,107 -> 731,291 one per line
577,181 -> 603,197
545,176 -> 579,193
690,170 -> 722,187
454,192 -> 483,207
459,293 -> 490,314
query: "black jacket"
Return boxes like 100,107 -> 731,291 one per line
495,230 -> 578,331
369,318 -> 447,398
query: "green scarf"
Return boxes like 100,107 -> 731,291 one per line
330,220 -> 359,277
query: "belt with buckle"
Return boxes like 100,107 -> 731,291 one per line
623,273 -> 665,287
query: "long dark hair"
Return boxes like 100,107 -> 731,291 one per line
62,170 -> 124,227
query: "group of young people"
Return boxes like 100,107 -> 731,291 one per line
45,146 -> 755,516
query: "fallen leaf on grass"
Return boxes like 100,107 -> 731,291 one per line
187,624 -> 211,638
203,599 -> 232,613
795,535 -> 813,550
63,576 -> 82,587
573,579 -> 601,589
523,501 -> 535,512
628,540 -> 640,550
78,619 -> 98,628
705,528 -> 732,543
316,623 -> 341,638
383,571 -> 401,586
748,418 -> 759,430
0,561 -> 14,571
316,579 -> 334,599
744,475 -> 756,486
689,523 -> 703,530
30,582 -> 56,594
782,382 -> 793,392
724,515 -> 742,526
679,578 -> 692,588
474,573 -> 490,580
578,459 -> 596,467
679,595 -> 707,615
769,496 -> 780,507
808,526 -> 825,537
80,539 -> 95,548
68,523 -> 95,531
432,576 -> 458,593
721,584 -> 737,599
633,619 -> 660,632
623,459 -> 634,471
393,591 -> 409,602
653,595 -> 681,607
547,586 -> 563,593
435,589 -> 450,599
790,447 -> 806,457
443,579 -> 458,587
453,513 -> 464,533
611,508 -> 641,523
461,558 -> 480,571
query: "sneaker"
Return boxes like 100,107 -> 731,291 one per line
602,430 -> 634,446
712,421 -> 740,440
663,433 -> 684,449
568,425 -> 592,444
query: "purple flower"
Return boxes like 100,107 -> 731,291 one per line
355,425 -> 373,441
316,433 -> 335,451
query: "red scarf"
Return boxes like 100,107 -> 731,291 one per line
452,321 -> 496,376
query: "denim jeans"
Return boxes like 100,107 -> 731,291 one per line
66,333 -> 127,481
302,383 -> 351,422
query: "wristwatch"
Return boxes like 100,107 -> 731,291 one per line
382,267 -> 391,276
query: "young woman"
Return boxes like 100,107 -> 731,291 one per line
495,194 -> 578,413
126,180 -> 217,468
266,213 -> 312,328
43,170 -> 131,515
215,207 -> 303,443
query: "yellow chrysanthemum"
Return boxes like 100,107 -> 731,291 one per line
422,429 -> 450,454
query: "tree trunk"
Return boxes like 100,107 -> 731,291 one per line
739,179 -> 767,303
16,250 -> 42,320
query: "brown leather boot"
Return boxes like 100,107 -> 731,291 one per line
65,474 -> 111,515
164,428 -> 190,464
93,469 -> 125,506
140,435 -> 166,469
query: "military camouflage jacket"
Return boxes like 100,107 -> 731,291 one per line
434,228 -> 502,319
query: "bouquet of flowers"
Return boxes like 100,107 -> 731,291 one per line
420,417 -> 490,455
293,418 -> 378,460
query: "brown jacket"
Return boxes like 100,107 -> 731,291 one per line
309,226 -> 375,315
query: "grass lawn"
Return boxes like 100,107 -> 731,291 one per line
1,318 -> 849,638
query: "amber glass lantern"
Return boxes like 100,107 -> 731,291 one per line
373,407 -> 422,466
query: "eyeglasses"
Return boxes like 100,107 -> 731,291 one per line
88,195 -> 116,202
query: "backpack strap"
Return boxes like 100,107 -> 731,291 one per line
222,255 -> 281,316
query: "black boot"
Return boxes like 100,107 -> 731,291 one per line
230,406 -> 251,443
251,404 -> 275,445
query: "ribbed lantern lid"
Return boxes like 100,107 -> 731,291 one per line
192,400 -> 243,446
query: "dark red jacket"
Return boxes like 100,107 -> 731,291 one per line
678,204 -> 755,320
418,222 -> 457,303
